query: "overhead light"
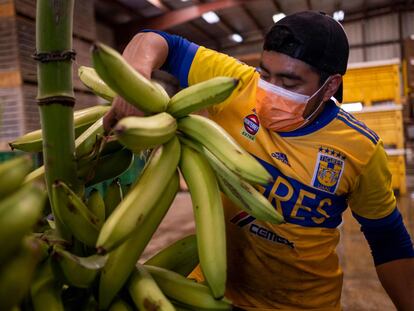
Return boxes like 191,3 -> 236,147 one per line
181,0 -> 190,1
341,102 -> 362,112
333,10 -> 345,21
230,33 -> 243,43
272,13 -> 286,23
202,11 -> 220,24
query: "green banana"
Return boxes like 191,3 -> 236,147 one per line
179,145 -> 226,299
145,265 -> 232,310
30,260 -> 64,311
52,181 -> 101,247
0,184 -> 46,262
108,299 -> 134,311
167,77 -> 238,118
114,112 -> 177,153
24,124 -> 123,186
128,264 -> 175,311
87,189 -> 106,226
0,156 -> 33,199
9,105 -> 110,152
104,178 -> 123,218
78,66 -> 117,101
92,42 -> 169,113
177,114 -> 272,185
180,136 -> 284,224
51,246 -> 107,288
98,171 -> 179,309
144,234 -> 198,277
0,237 -> 42,311
96,136 -> 180,253
75,117 -> 105,160
81,148 -> 134,187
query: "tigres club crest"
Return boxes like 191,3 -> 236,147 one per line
312,147 -> 345,194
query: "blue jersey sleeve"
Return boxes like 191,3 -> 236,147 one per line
353,208 -> 414,266
141,29 -> 199,87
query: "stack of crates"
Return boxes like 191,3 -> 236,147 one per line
342,59 -> 406,195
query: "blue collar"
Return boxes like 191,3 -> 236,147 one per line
277,100 -> 340,137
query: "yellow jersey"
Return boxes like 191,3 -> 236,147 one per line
185,46 -> 396,310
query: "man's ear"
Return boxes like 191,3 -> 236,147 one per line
322,74 -> 342,102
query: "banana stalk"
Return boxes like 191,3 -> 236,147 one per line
36,0 -> 79,238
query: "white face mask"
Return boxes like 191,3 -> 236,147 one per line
256,77 -> 332,132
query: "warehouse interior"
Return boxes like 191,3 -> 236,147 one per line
1,0 -> 414,310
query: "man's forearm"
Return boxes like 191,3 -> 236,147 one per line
122,32 -> 169,79
376,258 -> 414,310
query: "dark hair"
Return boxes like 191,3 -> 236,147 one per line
263,26 -> 330,86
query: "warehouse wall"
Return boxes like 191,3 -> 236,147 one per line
345,11 -> 414,63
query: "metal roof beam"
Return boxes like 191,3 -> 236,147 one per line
126,0 -> 258,30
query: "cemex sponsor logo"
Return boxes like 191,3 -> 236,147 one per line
230,211 -> 294,248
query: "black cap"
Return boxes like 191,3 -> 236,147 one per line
264,11 -> 349,102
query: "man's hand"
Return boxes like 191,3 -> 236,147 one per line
101,32 -> 169,133
103,96 -> 144,134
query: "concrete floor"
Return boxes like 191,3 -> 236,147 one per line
141,191 -> 414,310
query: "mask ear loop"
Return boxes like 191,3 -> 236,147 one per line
304,76 -> 333,121
287,77 -> 334,132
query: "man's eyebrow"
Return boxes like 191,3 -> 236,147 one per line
259,62 -> 304,82
275,72 -> 303,81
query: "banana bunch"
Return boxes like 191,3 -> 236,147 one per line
0,156 -> 47,310
0,42 -> 284,310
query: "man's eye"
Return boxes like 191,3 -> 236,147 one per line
283,83 -> 298,89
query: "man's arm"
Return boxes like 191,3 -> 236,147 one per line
103,32 -> 169,132
376,258 -> 414,310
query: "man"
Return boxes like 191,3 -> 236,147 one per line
104,11 -> 414,311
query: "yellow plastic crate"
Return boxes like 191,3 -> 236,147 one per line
385,149 -> 406,195
343,59 -> 402,105
352,105 -> 404,149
